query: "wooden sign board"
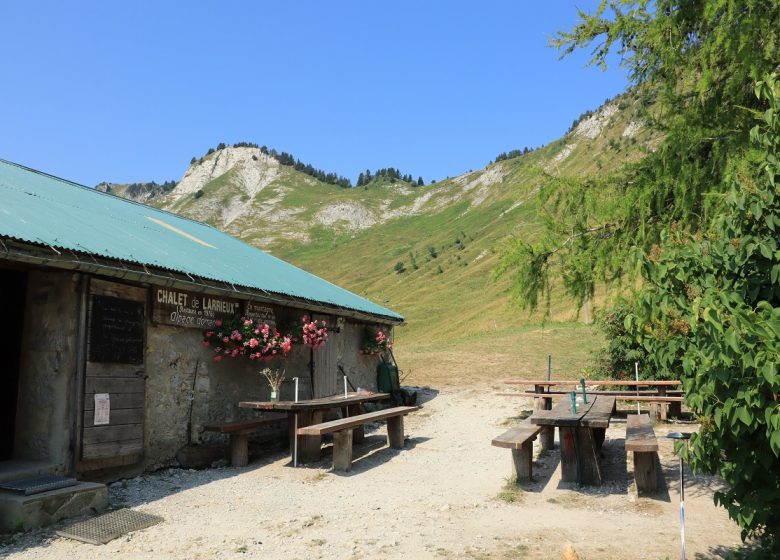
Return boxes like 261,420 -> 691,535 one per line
88,295 -> 145,364
152,288 -> 241,329
245,301 -> 276,327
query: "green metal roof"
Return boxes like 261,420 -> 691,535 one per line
0,159 -> 402,322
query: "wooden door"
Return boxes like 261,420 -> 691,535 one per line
81,279 -> 146,468
312,314 -> 336,398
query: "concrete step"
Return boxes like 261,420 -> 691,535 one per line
0,481 -> 107,532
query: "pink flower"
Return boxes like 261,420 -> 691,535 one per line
231,349 -> 239,357
213,355 -> 222,362
214,320 -> 222,327
249,338 -> 259,348
202,341 -> 210,348
205,331 -> 214,337
244,319 -> 252,327
222,336 -> 229,343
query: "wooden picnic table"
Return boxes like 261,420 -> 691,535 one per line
239,392 -> 390,463
531,395 -> 617,486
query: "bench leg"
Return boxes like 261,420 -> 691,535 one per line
540,426 -> 554,451
332,429 -> 353,472
633,451 -> 659,494
511,440 -> 533,481
230,433 -> 249,467
387,416 -> 405,449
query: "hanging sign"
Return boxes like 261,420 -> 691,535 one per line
152,288 -> 241,329
244,301 -> 276,327
94,393 -> 111,426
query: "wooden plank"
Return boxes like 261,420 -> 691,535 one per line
83,424 -> 143,445
522,389 -> 680,397
625,413 -> 659,452
297,406 -> 419,436
90,278 -> 147,301
84,392 -> 144,411
312,313 -> 336,398
203,415 -> 287,433
82,439 -> 143,460
531,398 -> 594,427
491,420 -> 541,449
580,396 -> 616,429
85,377 -> 145,394
503,379 -> 680,386
240,392 -> 390,411
510,393 -> 684,403
83,407 -> 143,428
85,363 -> 145,378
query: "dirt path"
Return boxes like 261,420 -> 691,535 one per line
1,387 -> 743,559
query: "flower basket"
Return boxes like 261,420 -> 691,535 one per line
203,316 -> 292,363
300,315 -> 328,350
360,327 -> 393,355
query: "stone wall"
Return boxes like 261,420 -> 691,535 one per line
14,270 -> 80,472
140,314 -> 392,470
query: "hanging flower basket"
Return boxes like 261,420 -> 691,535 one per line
203,316 -> 292,362
360,326 -> 393,355
300,315 -> 328,350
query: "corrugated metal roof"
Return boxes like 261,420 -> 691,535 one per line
0,159 -> 403,321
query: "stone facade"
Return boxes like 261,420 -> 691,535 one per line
9,270 -> 393,479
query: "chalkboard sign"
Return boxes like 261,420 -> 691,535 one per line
88,295 -> 145,364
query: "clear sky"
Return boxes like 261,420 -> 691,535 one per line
0,1 -> 628,187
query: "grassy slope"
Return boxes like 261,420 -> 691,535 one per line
142,93 -> 653,386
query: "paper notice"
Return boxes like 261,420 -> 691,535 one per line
94,393 -> 110,425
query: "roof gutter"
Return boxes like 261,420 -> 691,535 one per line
0,238 -> 404,326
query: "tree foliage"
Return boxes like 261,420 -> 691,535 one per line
627,78 -> 780,551
498,0 -> 780,310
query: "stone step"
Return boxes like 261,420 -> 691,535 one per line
0,461 -> 59,484
0,481 -> 108,532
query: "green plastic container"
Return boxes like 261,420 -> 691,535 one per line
377,362 -> 400,393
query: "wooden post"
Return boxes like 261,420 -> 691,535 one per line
511,442 -> 533,481
633,451 -> 659,494
332,430 -> 353,472
559,427 -> 578,482
387,416 -> 405,449
348,404 -> 365,443
294,410 -> 324,463
539,427 -> 554,451
230,433 -> 249,467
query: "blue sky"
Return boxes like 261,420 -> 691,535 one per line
0,1 -> 628,187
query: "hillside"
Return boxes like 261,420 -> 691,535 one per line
105,91 -> 656,384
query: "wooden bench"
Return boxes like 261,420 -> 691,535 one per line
491,419 -> 542,482
203,415 -> 287,467
625,413 -> 659,494
297,406 -> 419,471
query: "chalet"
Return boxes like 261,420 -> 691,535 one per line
0,159 -> 402,530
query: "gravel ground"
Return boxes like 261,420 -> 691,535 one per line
1,386 -> 745,559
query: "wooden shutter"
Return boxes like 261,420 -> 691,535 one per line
312,314 -> 337,398
81,279 -> 146,466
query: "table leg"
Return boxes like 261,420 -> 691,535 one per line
348,404 -> 365,443
559,426 -> 603,485
291,410 -> 324,463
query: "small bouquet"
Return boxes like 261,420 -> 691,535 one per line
360,327 -> 393,355
301,315 -> 328,350
261,367 -> 285,401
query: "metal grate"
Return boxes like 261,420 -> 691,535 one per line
0,475 -> 78,495
56,508 -> 164,545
